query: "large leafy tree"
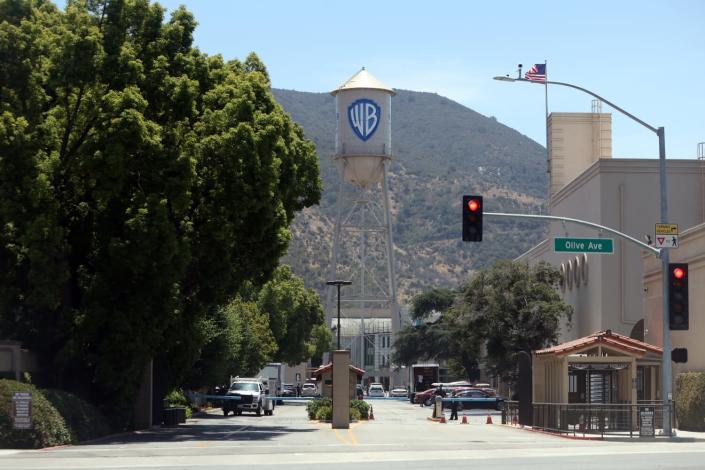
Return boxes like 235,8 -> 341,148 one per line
395,261 -> 572,385
257,265 -> 329,365
460,260 -> 573,384
0,0 -> 320,423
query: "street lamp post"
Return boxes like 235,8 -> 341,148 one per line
326,280 -> 352,350
494,75 -> 672,436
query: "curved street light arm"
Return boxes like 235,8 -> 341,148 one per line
515,78 -> 658,134
485,212 -> 661,255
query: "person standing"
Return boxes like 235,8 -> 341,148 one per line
449,395 -> 459,421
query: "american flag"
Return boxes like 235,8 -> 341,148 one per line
525,64 -> 546,82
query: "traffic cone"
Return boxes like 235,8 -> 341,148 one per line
486,413 -> 493,424
461,415 -> 468,424
440,415 -> 446,423
369,406 -> 375,420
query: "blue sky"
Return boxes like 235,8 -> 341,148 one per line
68,1 -> 705,158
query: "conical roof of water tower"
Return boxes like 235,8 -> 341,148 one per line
330,67 -> 395,96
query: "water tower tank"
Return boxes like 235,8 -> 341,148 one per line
331,68 -> 394,187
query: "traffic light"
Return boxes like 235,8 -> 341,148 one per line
668,263 -> 689,330
671,348 -> 688,363
462,195 -> 483,242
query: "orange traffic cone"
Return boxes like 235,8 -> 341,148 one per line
439,415 -> 446,423
461,415 -> 468,424
486,413 -> 493,424
369,406 -> 375,420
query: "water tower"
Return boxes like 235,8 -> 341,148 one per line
326,68 -> 400,387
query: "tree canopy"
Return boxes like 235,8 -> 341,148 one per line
394,261 -> 572,386
0,0 -> 321,424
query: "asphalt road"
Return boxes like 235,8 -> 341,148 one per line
2,399 -> 704,470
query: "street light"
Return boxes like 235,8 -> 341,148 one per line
494,75 -> 673,436
326,280 -> 352,350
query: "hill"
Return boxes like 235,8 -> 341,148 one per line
273,88 -> 548,303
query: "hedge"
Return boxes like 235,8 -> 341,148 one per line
306,397 -> 369,421
676,372 -> 705,432
0,380 -> 72,449
42,389 -> 112,442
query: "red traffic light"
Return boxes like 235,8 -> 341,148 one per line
467,199 -> 480,212
673,267 -> 686,279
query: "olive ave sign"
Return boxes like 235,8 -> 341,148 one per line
554,237 -> 614,254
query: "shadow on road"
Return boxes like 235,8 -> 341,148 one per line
83,419 -> 316,445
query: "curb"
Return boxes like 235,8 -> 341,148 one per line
501,424 -> 603,441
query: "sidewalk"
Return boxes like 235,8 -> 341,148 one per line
503,423 -> 705,442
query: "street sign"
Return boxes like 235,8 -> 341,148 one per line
655,223 -> 678,235
12,391 -> 32,430
639,407 -> 655,437
654,235 -> 678,248
655,223 -> 679,249
553,237 -> 614,254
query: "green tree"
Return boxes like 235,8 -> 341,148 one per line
461,260 -> 572,385
257,265 -> 326,365
0,0 -> 320,425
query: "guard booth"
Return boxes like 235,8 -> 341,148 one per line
532,330 -> 663,435
313,363 -> 365,400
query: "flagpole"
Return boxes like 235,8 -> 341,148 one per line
544,59 -> 550,210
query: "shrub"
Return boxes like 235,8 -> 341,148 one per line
349,407 -> 361,421
676,372 -> 705,431
350,399 -> 370,420
314,405 -> 332,421
42,389 -> 112,442
306,397 -> 331,420
0,380 -> 72,448
165,389 -> 193,419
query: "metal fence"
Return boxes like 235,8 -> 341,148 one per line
529,401 -> 674,437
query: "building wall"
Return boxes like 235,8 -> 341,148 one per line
520,159 -> 705,342
643,223 -> 705,375
549,112 -> 612,196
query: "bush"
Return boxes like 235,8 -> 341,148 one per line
306,397 -> 331,420
676,372 -> 705,431
306,397 -> 368,421
0,380 -> 72,449
350,399 -> 370,420
42,389 -> 112,442
314,406 -> 332,421
164,389 -> 193,419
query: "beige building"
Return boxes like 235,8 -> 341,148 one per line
643,222 -> 705,375
520,112 -> 705,344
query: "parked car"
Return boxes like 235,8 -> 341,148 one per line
281,383 -> 296,398
389,387 -> 408,398
367,383 -> 385,397
453,389 -> 505,410
413,388 -> 437,406
301,382 -> 318,397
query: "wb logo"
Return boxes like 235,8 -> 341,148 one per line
348,99 -> 381,141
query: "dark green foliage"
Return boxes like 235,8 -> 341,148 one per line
410,288 -> 455,320
164,388 -> 192,419
42,388 -> 112,442
675,372 -> 705,431
306,396 -> 331,420
0,380 -> 72,449
350,399 -> 369,419
461,260 -> 572,384
305,397 -> 368,421
0,0 -> 320,426
395,261 -> 572,386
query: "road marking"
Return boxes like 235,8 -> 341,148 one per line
219,425 -> 250,440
